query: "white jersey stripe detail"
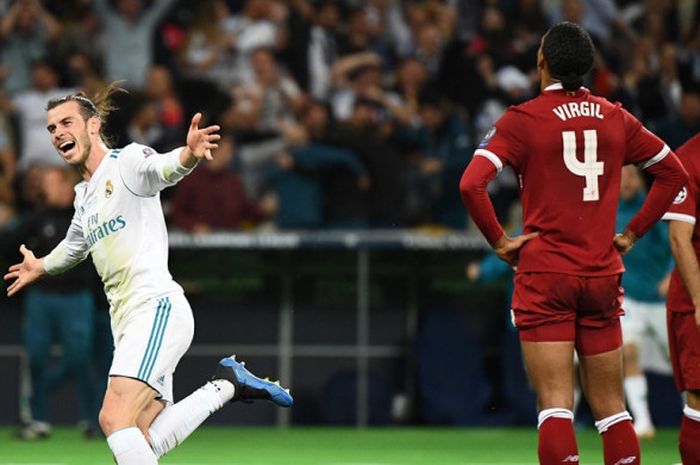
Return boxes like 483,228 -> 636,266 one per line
640,144 -> 670,170
474,149 -> 503,174
662,212 -> 697,224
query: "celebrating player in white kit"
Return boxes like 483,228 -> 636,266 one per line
4,85 -> 293,465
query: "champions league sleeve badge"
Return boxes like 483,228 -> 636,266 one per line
673,186 -> 688,205
105,180 -> 114,198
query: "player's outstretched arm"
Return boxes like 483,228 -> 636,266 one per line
3,244 -> 46,297
180,113 -> 221,168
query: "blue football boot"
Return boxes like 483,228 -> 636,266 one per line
213,355 -> 293,407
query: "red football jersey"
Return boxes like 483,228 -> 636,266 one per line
663,133 -> 700,313
477,83 -> 669,276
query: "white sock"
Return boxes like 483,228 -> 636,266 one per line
684,405 -> 700,422
624,375 -> 653,428
107,427 -> 158,465
537,408 -> 574,429
595,411 -> 633,434
148,379 -> 235,458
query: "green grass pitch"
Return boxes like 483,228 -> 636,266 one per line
0,427 -> 681,464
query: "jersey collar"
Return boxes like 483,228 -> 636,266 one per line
543,82 -> 588,95
544,83 -> 564,91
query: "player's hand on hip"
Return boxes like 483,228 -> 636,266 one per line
3,244 -> 45,297
613,229 -> 639,256
186,112 -> 221,161
493,232 -> 538,267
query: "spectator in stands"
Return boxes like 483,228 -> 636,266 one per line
0,112 -> 16,208
400,90 -> 472,229
337,7 -> 391,63
171,133 -> 267,233
221,0 -> 282,86
291,99 -> 369,229
12,60 -> 74,173
230,47 -> 305,138
0,0 -> 61,96
0,166 -> 97,439
125,95 -> 164,150
64,51 -> 106,102
270,113 -> 368,230
327,97 -> 406,227
180,0 -> 237,93
650,90 -> 700,150
145,65 -> 184,150
306,0 -> 342,100
390,57 -> 430,127
92,0 -> 176,89
329,54 -> 389,121
365,0 -> 412,58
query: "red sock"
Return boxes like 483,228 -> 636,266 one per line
538,417 -> 579,464
680,413 -> 700,465
601,420 -> 640,465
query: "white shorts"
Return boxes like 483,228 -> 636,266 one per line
109,292 -> 194,403
621,296 -> 671,374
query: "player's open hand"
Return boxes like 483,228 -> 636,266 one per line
186,113 -> 220,161
4,244 -> 45,297
493,232 -> 539,267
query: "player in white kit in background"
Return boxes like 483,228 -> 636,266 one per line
3,84 -> 293,465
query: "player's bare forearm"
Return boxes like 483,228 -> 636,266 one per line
669,221 -> 700,310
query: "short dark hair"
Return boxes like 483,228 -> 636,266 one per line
542,22 -> 595,91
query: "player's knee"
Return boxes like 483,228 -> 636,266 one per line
98,405 -> 118,436
99,393 -> 146,435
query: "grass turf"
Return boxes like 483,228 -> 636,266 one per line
0,427 -> 680,465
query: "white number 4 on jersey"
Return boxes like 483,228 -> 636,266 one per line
562,130 -> 604,201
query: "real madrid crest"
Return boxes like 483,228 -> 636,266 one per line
105,180 -> 114,198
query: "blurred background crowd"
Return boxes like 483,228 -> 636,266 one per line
1,0 -> 699,234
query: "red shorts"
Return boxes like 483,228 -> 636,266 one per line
512,272 -> 624,356
667,311 -> 700,392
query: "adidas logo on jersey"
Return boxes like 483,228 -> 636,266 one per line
562,455 -> 579,463
613,457 -> 637,465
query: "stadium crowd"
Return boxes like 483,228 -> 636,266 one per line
0,0 -> 698,233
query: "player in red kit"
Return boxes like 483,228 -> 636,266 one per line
662,132 -> 700,464
460,22 -> 688,465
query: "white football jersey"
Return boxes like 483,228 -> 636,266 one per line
44,143 -> 196,329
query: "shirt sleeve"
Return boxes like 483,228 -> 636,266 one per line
43,206 -> 89,275
622,107 -> 670,168
663,181 -> 697,225
473,108 -> 526,172
118,143 -> 197,197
